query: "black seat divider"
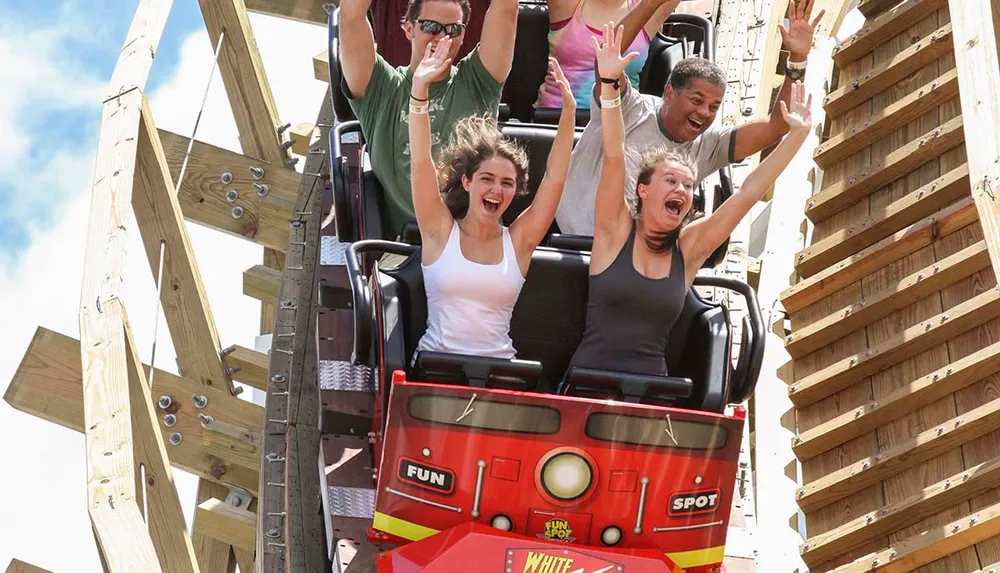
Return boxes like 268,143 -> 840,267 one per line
414,351 -> 543,390
562,367 -> 693,404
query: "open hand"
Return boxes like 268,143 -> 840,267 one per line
591,23 -> 639,82
779,0 -> 824,60
413,37 -> 453,93
779,81 -> 812,131
548,58 -> 575,110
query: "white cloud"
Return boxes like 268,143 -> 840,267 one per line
0,12 -> 327,571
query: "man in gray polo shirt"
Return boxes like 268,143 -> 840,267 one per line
556,0 -> 824,235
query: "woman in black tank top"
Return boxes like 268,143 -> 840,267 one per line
570,25 -> 814,376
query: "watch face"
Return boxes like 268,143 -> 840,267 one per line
786,68 -> 805,81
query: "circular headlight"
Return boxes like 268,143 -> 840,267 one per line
540,452 -> 593,501
490,514 -> 513,531
601,525 -> 623,546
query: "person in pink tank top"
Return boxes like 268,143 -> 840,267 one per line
536,0 -> 689,109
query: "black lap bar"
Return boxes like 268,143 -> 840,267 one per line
414,351 -> 543,390
564,367 -> 693,403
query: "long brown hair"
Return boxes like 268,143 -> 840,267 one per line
634,148 -> 701,253
436,115 -> 529,219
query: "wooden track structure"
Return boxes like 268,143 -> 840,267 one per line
778,0 -> 1000,571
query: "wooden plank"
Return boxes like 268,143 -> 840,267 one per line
198,0 -> 286,167
5,327 -> 263,494
243,264 -> 282,305
795,163 -> 970,278
159,129 -> 296,252
245,0 -> 326,24
814,68 -> 960,169
805,114 -> 965,222
5,559 -> 52,573
233,549 -> 255,573
787,239 -> 988,358
79,0 -> 173,567
829,499 -> 1000,572
794,336 -> 1000,461
858,0 -> 903,19
192,480 -> 238,573
290,122 -> 316,157
196,499 -> 258,551
260,248 -> 284,335
796,390 -> 1000,512
823,23 -> 953,119
833,0 -> 949,66
227,345 -> 270,391
124,318 -> 200,572
789,287 -> 1000,407
135,100 -> 231,389
313,49 -> 328,83
950,0 -> 1000,287
780,197 -> 977,313
258,87 -> 333,573
802,455 -> 1000,567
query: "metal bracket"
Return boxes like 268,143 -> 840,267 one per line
226,485 -> 254,509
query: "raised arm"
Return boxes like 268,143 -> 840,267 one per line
410,39 -> 456,245
732,0 -> 823,161
479,0 -> 519,82
682,82 -> 812,270
592,25 -> 640,258
592,0 -> 682,86
339,0 -> 377,98
511,59 -> 577,260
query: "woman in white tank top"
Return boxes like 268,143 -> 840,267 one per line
408,38 -> 577,358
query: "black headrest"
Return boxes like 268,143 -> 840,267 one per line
329,8 -> 357,122
500,123 -> 582,228
504,2 -> 551,122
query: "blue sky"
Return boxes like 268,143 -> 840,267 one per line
0,0 -> 204,259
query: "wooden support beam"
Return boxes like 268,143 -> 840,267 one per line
795,163 -> 970,278
135,102 -> 231,389
857,0 -> 902,19
830,499 -> 1000,572
805,115 -> 965,222
793,328 -> 1000,461
5,559 -> 52,573
226,345 -> 270,391
950,0 -> 1000,286
801,455 -> 1000,567
260,248 -> 285,335
290,122 -> 316,157
124,317 -> 200,572
823,23 -> 953,119
313,49 -> 328,83
833,0 -> 948,66
6,327 -> 263,494
245,0 -> 327,25
196,499 -> 258,551
781,197 -> 978,313
193,481 -> 239,573
159,129 -> 296,252
243,264 -> 282,305
814,69 -> 960,169
788,287 -> 1000,407
77,0 -> 185,568
796,393 -> 1000,513
787,240 -> 989,359
233,549 -> 255,573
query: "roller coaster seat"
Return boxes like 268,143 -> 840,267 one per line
346,241 -> 765,418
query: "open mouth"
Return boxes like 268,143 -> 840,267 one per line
664,198 -> 684,217
687,117 -> 705,131
483,196 -> 501,214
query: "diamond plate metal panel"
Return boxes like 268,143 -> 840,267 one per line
328,486 -> 376,519
319,360 -> 374,392
321,236 -> 348,266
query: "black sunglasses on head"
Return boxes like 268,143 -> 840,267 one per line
417,19 -> 465,37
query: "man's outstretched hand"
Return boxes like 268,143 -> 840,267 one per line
779,0 -> 825,61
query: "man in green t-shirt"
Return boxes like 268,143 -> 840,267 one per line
339,0 -> 518,238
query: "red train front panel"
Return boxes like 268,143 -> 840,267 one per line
372,379 -> 745,572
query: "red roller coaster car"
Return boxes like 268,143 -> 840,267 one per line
344,240 -> 765,573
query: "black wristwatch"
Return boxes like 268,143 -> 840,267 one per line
600,76 -> 621,90
785,67 -> 805,81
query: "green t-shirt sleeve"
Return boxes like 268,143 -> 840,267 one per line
454,46 -> 504,111
346,53 -> 399,126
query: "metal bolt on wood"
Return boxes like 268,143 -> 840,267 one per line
221,171 -> 233,184
169,432 -> 183,446
254,183 -> 269,197
193,394 -> 209,409
231,206 -> 244,219
225,189 -> 239,202
163,413 -> 177,427
250,165 -> 265,180
157,395 -> 172,409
